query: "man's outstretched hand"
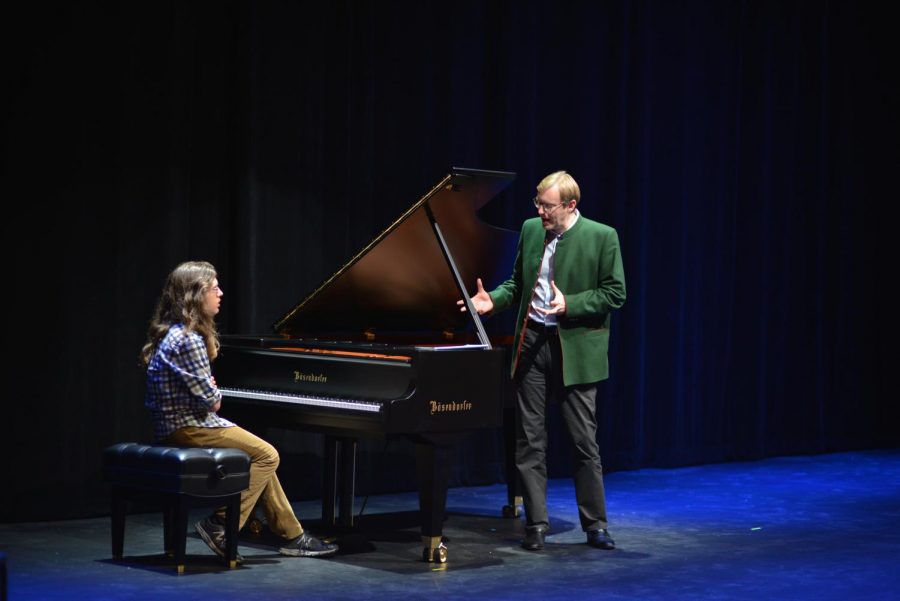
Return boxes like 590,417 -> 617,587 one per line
457,277 -> 494,315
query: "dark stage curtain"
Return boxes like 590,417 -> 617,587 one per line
2,0 -> 896,522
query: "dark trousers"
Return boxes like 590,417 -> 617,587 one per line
515,324 -> 608,532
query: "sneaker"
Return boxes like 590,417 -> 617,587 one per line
195,516 -> 244,563
278,531 -> 339,557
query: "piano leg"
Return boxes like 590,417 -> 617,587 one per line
415,441 -> 450,563
339,438 -> 357,527
323,435 -> 357,528
323,436 -> 338,526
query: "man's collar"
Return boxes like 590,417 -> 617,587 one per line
550,209 -> 580,237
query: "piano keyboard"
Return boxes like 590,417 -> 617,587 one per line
219,387 -> 383,413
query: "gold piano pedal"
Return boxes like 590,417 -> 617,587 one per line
502,495 -> 524,518
421,536 -> 448,563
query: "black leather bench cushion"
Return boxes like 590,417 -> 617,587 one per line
103,442 -> 250,497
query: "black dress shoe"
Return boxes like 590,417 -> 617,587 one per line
586,528 -> 615,550
522,526 -> 547,551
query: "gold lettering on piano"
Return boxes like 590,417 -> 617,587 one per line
429,400 -> 473,415
294,370 -> 328,383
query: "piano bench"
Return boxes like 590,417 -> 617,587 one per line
102,442 -> 250,573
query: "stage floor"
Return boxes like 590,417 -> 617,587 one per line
2,449 -> 899,600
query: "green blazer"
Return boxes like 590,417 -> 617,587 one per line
489,215 -> 626,385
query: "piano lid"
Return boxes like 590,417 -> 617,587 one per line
273,167 -> 517,342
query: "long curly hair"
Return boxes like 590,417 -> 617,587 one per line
140,261 -> 220,367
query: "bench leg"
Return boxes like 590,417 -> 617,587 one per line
110,488 -> 127,560
225,494 -> 240,569
172,496 -> 189,574
163,502 -> 174,557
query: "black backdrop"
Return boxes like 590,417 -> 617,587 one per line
2,0 -> 897,522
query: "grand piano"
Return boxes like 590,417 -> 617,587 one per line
214,167 -> 518,563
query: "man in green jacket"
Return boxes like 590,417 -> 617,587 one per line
462,170 -> 626,551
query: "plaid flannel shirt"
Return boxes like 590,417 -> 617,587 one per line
144,323 -> 234,440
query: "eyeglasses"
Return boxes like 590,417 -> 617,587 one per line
533,197 -> 566,214
205,285 -> 222,294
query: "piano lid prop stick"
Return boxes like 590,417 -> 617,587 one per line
424,201 -> 492,349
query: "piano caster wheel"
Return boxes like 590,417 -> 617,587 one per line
502,504 -> 521,518
422,543 -> 448,563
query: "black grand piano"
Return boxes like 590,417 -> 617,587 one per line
214,167 -> 518,563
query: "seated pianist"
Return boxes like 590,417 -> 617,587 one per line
141,260 -> 339,561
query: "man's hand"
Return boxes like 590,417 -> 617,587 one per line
536,280 -> 567,316
457,278 -> 494,315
